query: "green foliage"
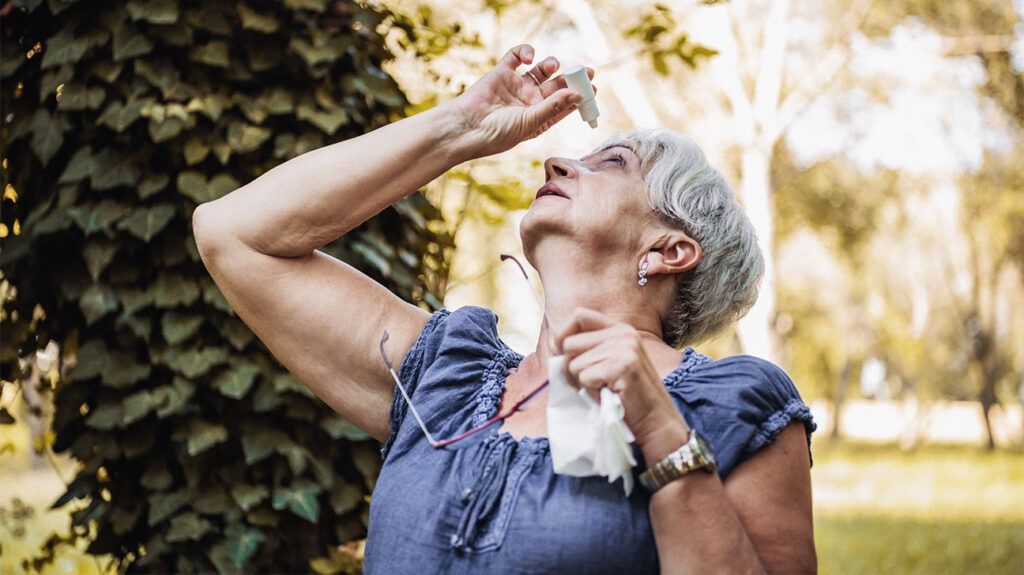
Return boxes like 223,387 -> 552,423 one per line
0,0 -> 460,572
623,3 -> 719,76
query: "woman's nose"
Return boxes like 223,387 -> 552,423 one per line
544,156 -> 577,181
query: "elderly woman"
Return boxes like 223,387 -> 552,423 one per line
194,44 -> 818,574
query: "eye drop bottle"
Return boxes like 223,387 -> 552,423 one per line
562,64 -> 600,128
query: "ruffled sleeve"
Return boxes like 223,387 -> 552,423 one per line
380,305 -> 510,461
663,352 -> 818,480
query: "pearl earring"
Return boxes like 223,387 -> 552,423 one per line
638,259 -> 649,286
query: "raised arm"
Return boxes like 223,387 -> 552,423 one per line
192,45 -> 591,443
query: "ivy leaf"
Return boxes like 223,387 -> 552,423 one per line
40,27 -> 89,69
148,116 -> 185,143
30,109 -> 65,166
160,344 -> 227,378
284,0 -> 327,13
192,41 -> 230,68
184,137 -> 210,165
140,461 -> 174,491
161,310 -> 204,345
272,480 -> 321,523
139,174 -> 170,199
221,317 -> 254,351
288,37 -> 338,68
320,416 -> 369,441
113,21 -> 155,61
166,512 -> 213,542
117,204 -> 176,242
240,428 -> 290,465
229,483 -> 269,512
82,240 -> 119,281
57,82 -> 106,111
80,283 -> 120,325
104,350 -> 153,388
148,490 -> 189,526
85,402 -> 123,430
117,287 -> 154,314
98,97 -> 152,132
273,372 -> 314,398
296,104 -> 348,135
90,149 -> 141,190
127,0 -> 180,24
152,377 -> 196,418
153,272 -> 201,307
238,3 -> 280,33
226,122 -> 271,153
176,171 -> 209,203
58,146 -> 93,184
329,481 -> 362,515
225,522 -> 266,567
208,173 -> 240,201
173,419 -> 229,456
123,389 -> 159,425
68,200 -> 130,235
212,361 -> 260,400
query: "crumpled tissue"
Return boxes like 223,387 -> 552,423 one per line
546,354 -> 638,496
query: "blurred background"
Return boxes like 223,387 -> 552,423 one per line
1,0 -> 1022,573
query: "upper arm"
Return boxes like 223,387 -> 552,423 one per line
193,206 -> 430,444
723,422 -> 817,574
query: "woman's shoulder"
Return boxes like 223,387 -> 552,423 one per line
415,304 -> 505,351
665,350 -> 818,479
672,351 -> 804,405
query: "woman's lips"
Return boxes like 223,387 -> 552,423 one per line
535,183 -> 569,199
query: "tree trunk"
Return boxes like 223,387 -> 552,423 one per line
736,144 -> 778,361
830,358 -> 852,440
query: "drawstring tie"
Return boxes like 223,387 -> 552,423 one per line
450,437 -> 516,552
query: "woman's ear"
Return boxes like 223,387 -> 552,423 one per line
645,231 -> 702,277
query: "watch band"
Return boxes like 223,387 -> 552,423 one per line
639,429 -> 717,492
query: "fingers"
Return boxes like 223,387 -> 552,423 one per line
561,327 -> 620,357
524,87 -> 583,139
543,65 -> 596,98
554,307 -> 618,353
503,44 -> 535,69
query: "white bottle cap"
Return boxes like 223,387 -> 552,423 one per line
562,64 -> 600,129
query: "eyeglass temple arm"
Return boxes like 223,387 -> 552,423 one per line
379,330 -> 439,446
499,254 -> 561,354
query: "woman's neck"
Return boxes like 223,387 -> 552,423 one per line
521,248 -> 668,376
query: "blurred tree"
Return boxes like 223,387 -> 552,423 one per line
683,0 -> 889,361
0,0 -> 470,572
773,142 -> 901,437
865,0 -> 1024,449
956,146 -> 1024,449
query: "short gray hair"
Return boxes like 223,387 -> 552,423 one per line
596,127 -> 764,347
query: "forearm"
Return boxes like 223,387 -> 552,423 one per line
196,101 -> 474,258
642,427 -> 767,575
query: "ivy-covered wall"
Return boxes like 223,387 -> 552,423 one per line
0,0 -> 456,572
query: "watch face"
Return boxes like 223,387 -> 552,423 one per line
695,431 -> 717,467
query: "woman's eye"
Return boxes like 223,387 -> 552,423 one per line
604,154 -> 624,166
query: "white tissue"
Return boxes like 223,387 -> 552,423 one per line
546,355 -> 638,496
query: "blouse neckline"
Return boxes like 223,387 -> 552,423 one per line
473,330 -> 705,453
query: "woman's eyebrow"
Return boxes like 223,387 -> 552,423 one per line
581,143 -> 638,163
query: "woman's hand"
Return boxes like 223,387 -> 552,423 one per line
449,44 -> 597,158
555,308 -> 691,458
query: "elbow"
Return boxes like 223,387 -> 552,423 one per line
192,203 -> 228,268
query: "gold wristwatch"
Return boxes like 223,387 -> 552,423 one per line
639,429 -> 717,492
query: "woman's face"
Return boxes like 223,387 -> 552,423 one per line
521,140 -> 656,257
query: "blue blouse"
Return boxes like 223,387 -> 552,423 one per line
364,305 -> 817,574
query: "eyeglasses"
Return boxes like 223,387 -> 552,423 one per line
378,254 -> 555,451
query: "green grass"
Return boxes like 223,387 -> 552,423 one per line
811,440 -> 1024,575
